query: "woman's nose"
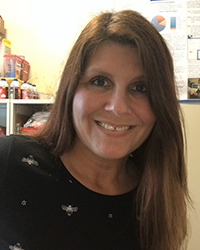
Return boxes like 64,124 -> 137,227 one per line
104,89 -> 132,116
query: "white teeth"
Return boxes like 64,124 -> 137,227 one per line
115,126 -> 130,131
104,124 -> 115,130
98,122 -> 130,131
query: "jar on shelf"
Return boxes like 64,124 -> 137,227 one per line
10,78 -> 21,99
0,78 -> 8,99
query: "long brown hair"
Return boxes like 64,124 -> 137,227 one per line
35,10 -> 191,250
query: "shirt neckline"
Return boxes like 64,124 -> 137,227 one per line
58,157 -> 136,199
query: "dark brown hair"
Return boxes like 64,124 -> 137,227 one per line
35,10 -> 191,250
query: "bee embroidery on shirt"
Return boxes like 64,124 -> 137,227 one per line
9,243 -> 24,250
61,204 -> 78,216
21,200 -> 27,206
21,155 -> 39,167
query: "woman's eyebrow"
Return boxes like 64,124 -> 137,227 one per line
84,67 -> 146,81
84,67 -> 112,77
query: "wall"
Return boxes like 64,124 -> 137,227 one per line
181,103 -> 200,250
0,0 -> 139,94
0,0 -> 199,249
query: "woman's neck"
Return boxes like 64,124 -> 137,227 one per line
60,145 -> 138,195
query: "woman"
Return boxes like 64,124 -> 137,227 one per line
0,10 -> 190,250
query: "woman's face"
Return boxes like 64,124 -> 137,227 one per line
72,43 -> 156,161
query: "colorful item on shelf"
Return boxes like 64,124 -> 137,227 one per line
10,78 -> 21,99
21,81 -> 29,99
0,126 -> 6,136
4,54 -> 22,79
0,78 -> 8,99
0,38 -> 11,78
21,58 -> 30,81
20,111 -> 50,133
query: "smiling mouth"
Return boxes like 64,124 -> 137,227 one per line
97,121 -> 131,131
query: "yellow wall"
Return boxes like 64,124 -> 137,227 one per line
0,0 -> 93,94
0,0 -> 134,94
0,0 -> 200,248
181,103 -> 200,250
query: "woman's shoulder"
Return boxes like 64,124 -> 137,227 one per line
0,134 -> 56,173
0,134 -> 46,153
0,135 -> 31,158
0,134 -> 36,145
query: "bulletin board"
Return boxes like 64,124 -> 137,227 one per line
136,0 -> 200,102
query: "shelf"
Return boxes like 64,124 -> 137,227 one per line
0,99 -> 54,135
9,99 -> 54,134
0,99 -> 10,104
0,99 -> 54,104
0,100 -> 10,135
10,99 -> 54,104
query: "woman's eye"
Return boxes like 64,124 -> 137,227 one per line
130,82 -> 147,94
90,76 -> 109,87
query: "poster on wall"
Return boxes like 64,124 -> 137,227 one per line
187,0 -> 200,100
144,0 -> 188,100
131,0 -> 200,101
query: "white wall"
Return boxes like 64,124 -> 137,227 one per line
0,1 -> 200,249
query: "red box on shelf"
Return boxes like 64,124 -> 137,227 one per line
21,59 -> 29,81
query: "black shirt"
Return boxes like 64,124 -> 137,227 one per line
0,135 -> 140,250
